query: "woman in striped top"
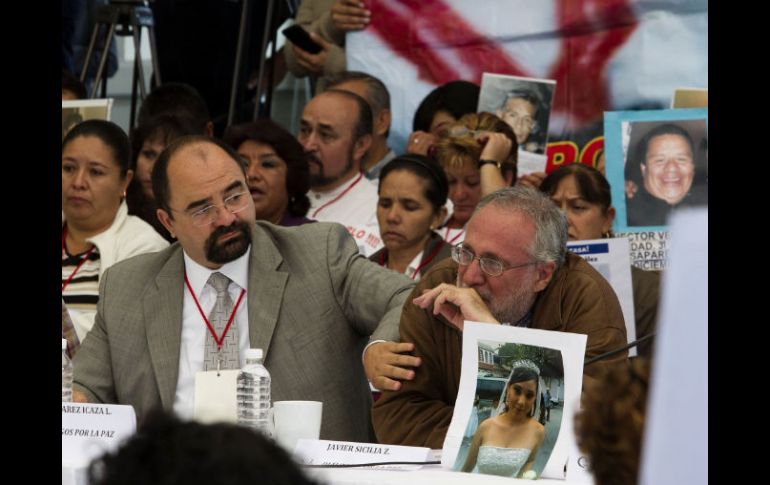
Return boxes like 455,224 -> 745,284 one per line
62,120 -> 168,341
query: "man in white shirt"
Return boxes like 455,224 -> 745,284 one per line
300,89 -> 383,256
72,136 -> 414,442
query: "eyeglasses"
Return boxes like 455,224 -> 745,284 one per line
175,191 -> 251,227
451,244 -> 537,277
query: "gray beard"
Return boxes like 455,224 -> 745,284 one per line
461,272 -> 536,326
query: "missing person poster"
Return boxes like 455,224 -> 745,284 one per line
441,323 -> 586,480
478,73 -> 556,175
604,108 -> 707,270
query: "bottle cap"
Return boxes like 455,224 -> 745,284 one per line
62,338 -> 68,350
244,348 -> 263,360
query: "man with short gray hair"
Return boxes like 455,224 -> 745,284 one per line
369,186 -> 628,448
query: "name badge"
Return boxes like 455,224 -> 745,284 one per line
193,369 -> 239,424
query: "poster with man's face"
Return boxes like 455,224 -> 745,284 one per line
477,73 -> 556,156
604,108 -> 708,233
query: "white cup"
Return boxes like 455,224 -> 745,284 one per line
272,400 -> 323,452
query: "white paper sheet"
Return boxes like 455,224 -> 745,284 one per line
639,208 -> 707,485
62,403 -> 136,467
294,439 -> 432,470
568,238 -> 637,356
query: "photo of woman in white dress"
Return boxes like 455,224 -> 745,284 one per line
461,362 -> 545,478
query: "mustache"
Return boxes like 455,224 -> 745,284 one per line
306,152 -> 321,165
207,220 -> 250,245
204,219 -> 252,264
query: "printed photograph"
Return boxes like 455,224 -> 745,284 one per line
62,99 -> 114,140
604,109 -> 708,232
478,73 -> 556,155
452,341 -> 564,479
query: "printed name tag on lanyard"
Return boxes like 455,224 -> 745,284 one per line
193,369 -> 239,424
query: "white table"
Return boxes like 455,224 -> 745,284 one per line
308,467 -> 572,484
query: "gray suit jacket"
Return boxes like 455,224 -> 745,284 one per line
73,222 -> 414,442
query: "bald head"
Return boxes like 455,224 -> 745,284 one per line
320,89 -> 373,141
152,135 -> 246,214
299,90 -> 374,191
153,136 -> 256,269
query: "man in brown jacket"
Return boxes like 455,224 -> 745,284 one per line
370,187 -> 628,448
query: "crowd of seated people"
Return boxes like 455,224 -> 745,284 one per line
61,4 -> 691,481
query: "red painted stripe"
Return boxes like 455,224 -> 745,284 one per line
366,0 -> 638,129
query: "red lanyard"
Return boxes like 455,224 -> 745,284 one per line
184,273 -> 246,350
311,172 -> 364,218
379,239 -> 446,280
443,220 -> 465,245
61,226 -> 96,292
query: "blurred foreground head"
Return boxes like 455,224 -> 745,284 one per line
89,412 -> 321,485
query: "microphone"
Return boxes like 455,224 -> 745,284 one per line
584,332 -> 656,366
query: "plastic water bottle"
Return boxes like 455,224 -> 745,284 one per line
62,338 -> 73,402
236,348 -> 272,435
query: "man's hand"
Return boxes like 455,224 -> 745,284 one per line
412,284 -> 499,331
291,32 -> 331,74
406,130 -> 438,156
72,390 -> 89,403
331,0 -> 371,32
363,341 -> 421,391
517,171 -> 546,190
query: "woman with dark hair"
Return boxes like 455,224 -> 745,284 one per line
369,154 -> 451,280
462,362 -> 545,478
223,120 -> 313,226
126,114 -> 202,241
540,163 -> 659,357
88,411 -> 321,485
62,120 -> 168,341
407,80 -> 481,156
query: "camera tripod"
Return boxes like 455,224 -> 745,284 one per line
227,0 -> 299,126
80,0 -> 161,127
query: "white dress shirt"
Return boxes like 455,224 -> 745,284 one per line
308,173 -> 383,257
441,225 -> 466,245
404,249 -> 425,281
173,247 -> 251,419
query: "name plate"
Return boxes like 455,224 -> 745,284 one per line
294,439 -> 433,470
62,403 -> 136,467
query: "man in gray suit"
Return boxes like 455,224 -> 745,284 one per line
73,135 -> 414,442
